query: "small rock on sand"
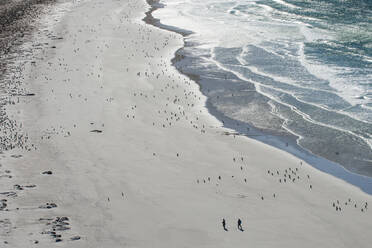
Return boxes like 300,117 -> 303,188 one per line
90,129 -> 103,133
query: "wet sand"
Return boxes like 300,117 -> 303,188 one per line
0,0 -> 371,247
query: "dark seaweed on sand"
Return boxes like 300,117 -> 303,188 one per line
0,0 -> 56,75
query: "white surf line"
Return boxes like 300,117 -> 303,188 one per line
207,48 -> 372,150
271,0 -> 299,9
158,1 -> 372,146
267,99 -> 305,145
297,41 -> 372,112
235,59 -> 345,115
271,96 -> 372,181
269,0 -> 326,23
216,59 -> 372,148
255,5 -> 314,26
236,44 -> 339,94
237,45 -> 372,126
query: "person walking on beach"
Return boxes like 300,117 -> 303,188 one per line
237,218 -> 243,231
222,218 -> 228,231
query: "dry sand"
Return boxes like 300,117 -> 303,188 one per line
0,0 -> 371,247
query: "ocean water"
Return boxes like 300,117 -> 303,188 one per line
154,0 -> 372,178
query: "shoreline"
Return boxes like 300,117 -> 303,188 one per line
143,0 -> 372,195
1,0 -> 371,246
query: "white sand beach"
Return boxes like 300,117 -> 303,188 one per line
1,0 -> 371,247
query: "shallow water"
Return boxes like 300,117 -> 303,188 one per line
154,0 -> 372,178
